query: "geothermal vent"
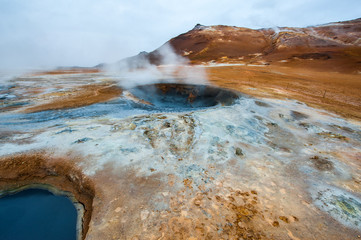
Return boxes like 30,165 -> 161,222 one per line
128,83 -> 240,112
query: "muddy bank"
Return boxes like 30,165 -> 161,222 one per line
23,84 -> 123,113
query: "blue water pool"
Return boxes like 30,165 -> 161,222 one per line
0,188 -> 78,240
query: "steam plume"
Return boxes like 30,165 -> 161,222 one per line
103,43 -> 208,89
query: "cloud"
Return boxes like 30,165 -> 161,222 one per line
0,0 -> 360,69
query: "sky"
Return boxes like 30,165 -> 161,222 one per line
0,0 -> 360,69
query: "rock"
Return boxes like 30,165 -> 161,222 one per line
129,123 -> 136,130
272,221 -> 280,227
73,137 -> 92,144
194,199 -> 201,206
235,147 -> 244,156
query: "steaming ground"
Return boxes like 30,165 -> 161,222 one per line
0,69 -> 360,239
103,43 -> 209,88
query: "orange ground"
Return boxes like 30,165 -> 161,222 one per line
206,64 -> 361,120
24,83 -> 122,113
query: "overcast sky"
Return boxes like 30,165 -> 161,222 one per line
0,0 -> 360,69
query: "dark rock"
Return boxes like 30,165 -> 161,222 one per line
235,147 -> 244,156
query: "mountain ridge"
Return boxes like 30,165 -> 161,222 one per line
101,18 -> 361,73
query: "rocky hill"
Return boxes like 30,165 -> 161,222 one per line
113,18 -> 361,73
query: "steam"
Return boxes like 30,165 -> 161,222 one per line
0,70 -> 25,86
103,43 -> 208,89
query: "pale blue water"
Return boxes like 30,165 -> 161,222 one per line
0,188 -> 77,240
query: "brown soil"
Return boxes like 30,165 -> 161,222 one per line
206,64 -> 361,120
24,84 -> 123,113
0,152 -> 95,240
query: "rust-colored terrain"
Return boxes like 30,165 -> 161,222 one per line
207,65 -> 361,120
23,83 -> 122,113
1,18 -> 361,240
114,18 -> 361,120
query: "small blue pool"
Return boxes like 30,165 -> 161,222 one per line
0,188 -> 78,240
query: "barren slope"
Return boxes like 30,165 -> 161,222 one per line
120,18 -> 361,73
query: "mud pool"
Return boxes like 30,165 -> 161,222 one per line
0,188 -> 77,240
0,72 -> 360,239
128,83 -> 239,111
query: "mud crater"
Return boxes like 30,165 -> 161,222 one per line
128,83 -> 240,111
